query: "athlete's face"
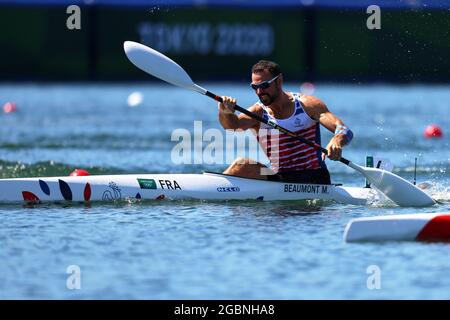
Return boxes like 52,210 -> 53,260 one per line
251,70 -> 280,106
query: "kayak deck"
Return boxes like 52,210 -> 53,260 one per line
0,172 -> 376,205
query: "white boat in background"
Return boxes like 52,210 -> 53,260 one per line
344,213 -> 450,242
0,171 -> 377,205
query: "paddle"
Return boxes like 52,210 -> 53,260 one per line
123,41 -> 436,207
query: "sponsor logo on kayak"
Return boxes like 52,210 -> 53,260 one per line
137,178 -> 157,190
217,186 -> 240,192
102,182 -> 122,201
284,184 -> 329,194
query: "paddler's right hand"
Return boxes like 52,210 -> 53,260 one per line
218,96 -> 236,114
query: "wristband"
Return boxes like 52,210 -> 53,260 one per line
335,124 -> 353,143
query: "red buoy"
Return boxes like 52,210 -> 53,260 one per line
3,102 -> 17,113
70,169 -> 90,176
424,124 -> 443,138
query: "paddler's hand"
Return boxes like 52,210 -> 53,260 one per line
218,96 -> 236,114
323,136 -> 345,161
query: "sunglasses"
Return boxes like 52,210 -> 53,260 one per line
250,74 -> 280,91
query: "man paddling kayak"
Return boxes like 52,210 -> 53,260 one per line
123,41 -> 436,207
218,60 -> 353,184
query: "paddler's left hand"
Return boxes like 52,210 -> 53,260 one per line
323,136 -> 345,161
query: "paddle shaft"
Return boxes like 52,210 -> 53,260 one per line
205,91 -> 351,166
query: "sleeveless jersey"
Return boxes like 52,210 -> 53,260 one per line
257,93 -> 326,173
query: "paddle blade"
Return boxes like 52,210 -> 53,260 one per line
123,41 -> 206,94
348,162 -> 436,207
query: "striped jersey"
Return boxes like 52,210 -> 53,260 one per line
257,93 -> 326,173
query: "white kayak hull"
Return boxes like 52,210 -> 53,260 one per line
0,172 -> 376,205
344,213 -> 450,242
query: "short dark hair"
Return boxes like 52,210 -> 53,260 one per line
251,60 -> 281,77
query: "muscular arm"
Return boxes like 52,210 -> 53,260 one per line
302,95 -> 353,160
218,96 -> 262,131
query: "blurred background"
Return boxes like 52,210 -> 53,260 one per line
1,0 -> 450,83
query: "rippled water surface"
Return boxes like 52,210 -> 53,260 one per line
0,83 -> 449,299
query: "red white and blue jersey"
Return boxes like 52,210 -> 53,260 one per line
257,93 -> 326,173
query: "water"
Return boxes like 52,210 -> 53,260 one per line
0,83 -> 449,299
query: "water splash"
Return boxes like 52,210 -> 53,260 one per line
423,183 -> 450,203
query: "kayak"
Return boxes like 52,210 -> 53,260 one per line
344,213 -> 450,242
0,171 -> 377,205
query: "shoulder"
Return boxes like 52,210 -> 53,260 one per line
300,95 -> 328,111
299,95 -> 329,120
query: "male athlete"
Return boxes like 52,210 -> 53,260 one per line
218,60 -> 353,184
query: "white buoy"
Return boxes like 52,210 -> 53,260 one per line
127,91 -> 143,107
